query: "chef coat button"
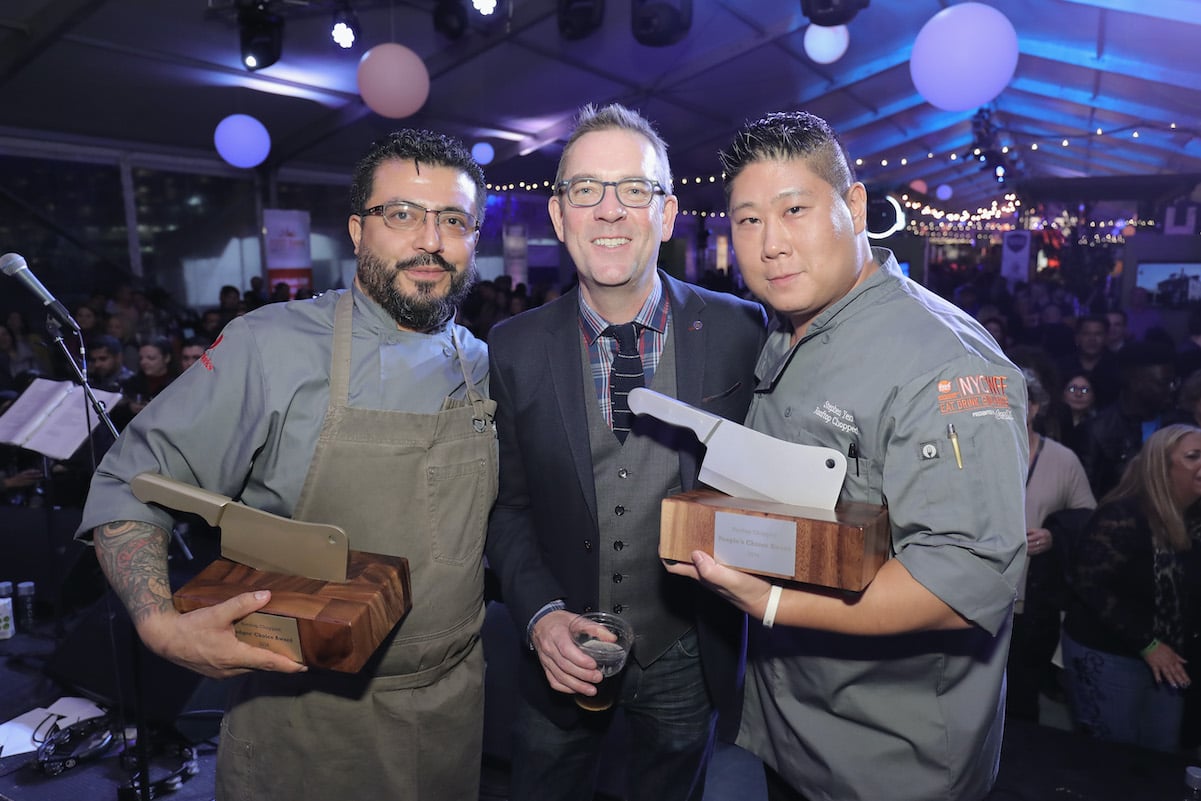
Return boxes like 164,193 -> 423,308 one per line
615,505 -> 625,516
584,605 -> 593,613
784,407 -> 792,418
613,540 -> 624,551
613,572 -> 623,583
618,468 -> 629,479
583,540 -> 592,551
822,333 -> 831,344
442,345 -> 453,356
613,604 -> 624,614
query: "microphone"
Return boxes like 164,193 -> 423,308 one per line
1,252 -> 80,332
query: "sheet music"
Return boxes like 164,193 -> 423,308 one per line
0,378 -> 122,461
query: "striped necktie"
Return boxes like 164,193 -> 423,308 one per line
605,322 -> 645,444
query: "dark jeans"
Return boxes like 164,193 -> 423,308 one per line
1006,606 -> 1062,721
507,629 -> 715,801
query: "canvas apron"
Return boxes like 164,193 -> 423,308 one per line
215,290 -> 498,801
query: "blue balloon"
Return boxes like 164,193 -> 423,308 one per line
214,114 -> 271,169
472,142 -> 495,165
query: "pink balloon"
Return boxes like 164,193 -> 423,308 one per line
357,43 -> 430,119
910,3 -> 1018,112
908,178 -> 928,195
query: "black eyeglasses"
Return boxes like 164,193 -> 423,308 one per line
359,201 -> 479,238
555,178 -> 666,208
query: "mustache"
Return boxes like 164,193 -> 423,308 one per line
397,254 -> 455,273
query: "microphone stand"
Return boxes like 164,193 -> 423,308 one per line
43,317 -> 183,801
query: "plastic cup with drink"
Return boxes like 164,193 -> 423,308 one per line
569,611 -> 634,712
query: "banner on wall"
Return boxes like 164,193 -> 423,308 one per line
1000,230 -> 1031,286
263,209 -> 312,299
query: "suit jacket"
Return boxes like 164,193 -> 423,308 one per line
484,270 -> 767,729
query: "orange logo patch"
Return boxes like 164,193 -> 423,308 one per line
200,334 -> 223,372
938,374 -> 1010,415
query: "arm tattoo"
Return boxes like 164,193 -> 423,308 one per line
94,520 -> 174,626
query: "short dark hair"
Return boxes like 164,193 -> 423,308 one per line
720,111 -> 855,200
1077,314 -> 1109,333
555,103 -> 674,194
349,129 -> 487,223
182,335 -> 212,350
86,334 -> 122,356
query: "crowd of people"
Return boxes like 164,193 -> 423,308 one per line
1,101 -> 1198,801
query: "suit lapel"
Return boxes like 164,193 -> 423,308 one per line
541,290 -> 599,526
664,272 -> 706,489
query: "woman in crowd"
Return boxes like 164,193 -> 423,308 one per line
1060,371 -> 1097,459
1061,424 -> 1201,752
0,321 -> 38,382
1009,368 -> 1096,721
118,336 -> 178,418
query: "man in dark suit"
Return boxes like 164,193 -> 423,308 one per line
484,103 -> 767,801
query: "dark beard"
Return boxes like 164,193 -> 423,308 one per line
356,250 -> 477,332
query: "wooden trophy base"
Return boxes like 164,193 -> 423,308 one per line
660,490 -> 890,592
173,551 -> 412,673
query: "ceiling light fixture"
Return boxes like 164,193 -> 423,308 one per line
799,0 -> 869,27
238,2 -> 284,71
331,3 -> 358,48
434,0 -> 469,39
558,0 -> 605,39
631,0 -> 692,47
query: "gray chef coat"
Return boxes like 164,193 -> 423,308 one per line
737,249 -> 1027,801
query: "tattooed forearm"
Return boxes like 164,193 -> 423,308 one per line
94,520 -> 174,626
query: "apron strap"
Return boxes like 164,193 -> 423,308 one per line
330,289 -> 355,410
448,324 -> 490,429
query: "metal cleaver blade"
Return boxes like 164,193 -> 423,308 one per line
627,388 -> 847,511
130,472 -> 350,582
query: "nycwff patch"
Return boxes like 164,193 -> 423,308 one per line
937,374 -> 1010,415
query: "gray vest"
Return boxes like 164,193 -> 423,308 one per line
583,327 -> 694,668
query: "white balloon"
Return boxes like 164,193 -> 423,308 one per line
213,114 -> 271,168
910,3 -> 1019,112
357,43 -> 430,119
803,25 -> 849,65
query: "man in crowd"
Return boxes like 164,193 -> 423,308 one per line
85,334 -> 134,393
484,103 -> 766,801
1080,340 -> 1179,498
78,129 -> 495,800
178,335 -> 212,372
1059,314 -> 1120,407
665,111 -> 1027,801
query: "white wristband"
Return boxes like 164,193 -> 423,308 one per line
763,585 -> 783,629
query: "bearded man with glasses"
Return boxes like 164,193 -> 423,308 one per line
484,103 -> 767,801
78,129 -> 496,800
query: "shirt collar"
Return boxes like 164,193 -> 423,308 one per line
577,271 -> 668,343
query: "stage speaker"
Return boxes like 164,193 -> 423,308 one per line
631,0 -> 691,46
558,0 -> 605,40
0,506 -> 105,618
47,591 -> 207,727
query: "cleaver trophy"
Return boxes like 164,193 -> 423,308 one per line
131,472 -> 412,672
629,389 -> 890,592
